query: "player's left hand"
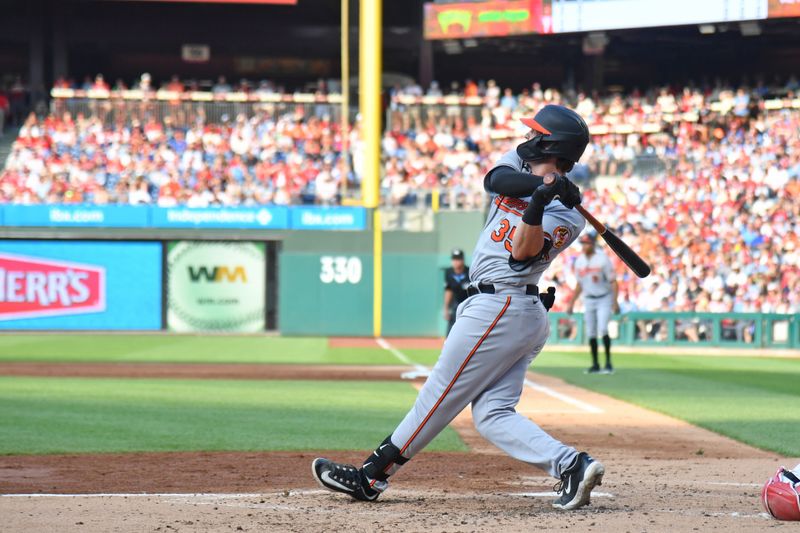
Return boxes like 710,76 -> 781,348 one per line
613,301 -> 620,314
560,177 -> 582,209
532,174 -> 566,206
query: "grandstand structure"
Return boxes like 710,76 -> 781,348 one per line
0,0 -> 797,347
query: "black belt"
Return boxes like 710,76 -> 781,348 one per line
585,292 -> 610,299
466,283 -> 538,297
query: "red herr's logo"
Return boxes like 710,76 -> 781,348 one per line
0,253 -> 106,321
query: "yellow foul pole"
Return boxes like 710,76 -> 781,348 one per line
360,0 -> 382,337
340,0 -> 350,196
359,0 -> 381,209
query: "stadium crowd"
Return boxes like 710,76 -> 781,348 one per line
0,74 -> 798,315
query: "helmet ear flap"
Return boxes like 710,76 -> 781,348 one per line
516,134 -> 548,162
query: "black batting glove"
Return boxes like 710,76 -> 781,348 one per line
531,173 -> 566,207
523,174 -> 565,226
539,286 -> 557,311
560,177 -> 582,209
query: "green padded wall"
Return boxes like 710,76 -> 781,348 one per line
278,231 -> 374,336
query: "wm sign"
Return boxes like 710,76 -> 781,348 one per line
187,266 -> 248,283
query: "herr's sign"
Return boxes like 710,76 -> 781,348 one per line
0,253 -> 106,321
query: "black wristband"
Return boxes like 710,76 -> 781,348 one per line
522,202 -> 544,226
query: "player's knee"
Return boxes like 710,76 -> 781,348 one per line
472,404 -> 512,438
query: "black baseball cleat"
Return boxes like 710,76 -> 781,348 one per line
601,364 -> 615,375
552,452 -> 605,510
584,365 -> 601,374
311,458 -> 384,502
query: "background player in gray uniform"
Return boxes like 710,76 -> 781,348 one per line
567,233 -> 619,374
312,105 -> 605,511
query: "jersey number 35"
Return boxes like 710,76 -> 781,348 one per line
491,218 -> 516,254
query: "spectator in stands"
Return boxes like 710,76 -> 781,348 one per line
91,74 -> 110,92
426,81 -> 442,97
136,73 -> 153,92
213,76 -> 232,94
3,75 -> 798,315
499,88 -> 517,111
165,75 -> 185,93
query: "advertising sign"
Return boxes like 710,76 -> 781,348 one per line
167,241 -> 266,332
424,0 -> 795,37
151,206 -> 289,230
290,206 -> 367,231
2,204 -> 149,228
0,205 -> 365,231
0,241 -> 162,330
769,0 -> 800,18
424,1 -> 548,39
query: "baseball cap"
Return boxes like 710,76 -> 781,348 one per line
451,248 -> 464,259
579,233 -> 596,244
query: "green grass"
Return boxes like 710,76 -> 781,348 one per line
0,335 -> 398,365
1,333 -> 799,457
532,351 -> 800,457
0,377 -> 467,455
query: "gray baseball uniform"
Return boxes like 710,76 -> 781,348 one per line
575,250 -> 614,338
385,149 -> 586,480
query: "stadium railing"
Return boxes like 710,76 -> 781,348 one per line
386,94 -> 800,136
549,312 -> 799,349
50,88 -> 346,125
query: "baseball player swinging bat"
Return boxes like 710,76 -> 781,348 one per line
540,174 -> 650,279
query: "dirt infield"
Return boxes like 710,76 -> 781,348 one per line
1,362 -> 797,532
0,362 -> 411,381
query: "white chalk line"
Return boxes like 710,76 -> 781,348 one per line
1,490 -> 773,520
524,378 -> 604,414
510,491 -> 615,498
660,509 -> 772,520
376,337 -> 429,375
377,338 -> 600,415
703,481 -> 762,488
0,492 -> 265,499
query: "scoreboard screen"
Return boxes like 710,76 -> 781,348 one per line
425,0 -> 800,39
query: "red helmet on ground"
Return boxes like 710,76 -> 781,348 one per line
762,465 -> 800,521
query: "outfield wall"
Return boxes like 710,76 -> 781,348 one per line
0,207 -> 797,348
0,208 -> 484,337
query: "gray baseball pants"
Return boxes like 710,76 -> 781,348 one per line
584,294 -> 613,338
386,287 -> 578,479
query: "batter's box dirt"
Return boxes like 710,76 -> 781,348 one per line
0,364 -> 797,532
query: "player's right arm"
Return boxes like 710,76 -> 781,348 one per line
484,166 -> 544,197
567,281 -> 582,315
443,286 -> 453,321
483,149 -> 544,198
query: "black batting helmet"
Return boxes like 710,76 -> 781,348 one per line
516,105 -> 590,164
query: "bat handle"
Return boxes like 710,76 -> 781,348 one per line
575,204 -> 606,235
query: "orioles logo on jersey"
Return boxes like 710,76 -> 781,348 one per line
552,225 -> 571,249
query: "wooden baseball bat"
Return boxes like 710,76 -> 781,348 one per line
540,174 -> 650,278
575,204 -> 651,278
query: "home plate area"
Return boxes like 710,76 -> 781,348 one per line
1,368 -> 794,532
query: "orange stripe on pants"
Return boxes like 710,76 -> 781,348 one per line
398,296 -> 511,456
